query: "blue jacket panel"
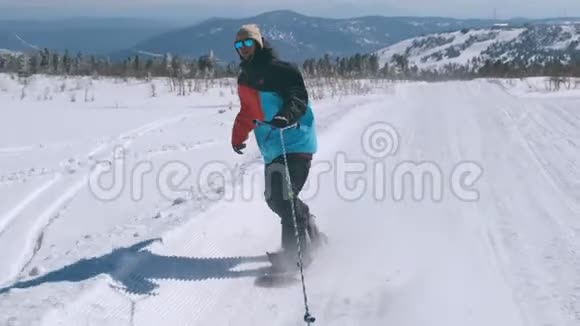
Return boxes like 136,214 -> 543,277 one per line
254,91 -> 317,163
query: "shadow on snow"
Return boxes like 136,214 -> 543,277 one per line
0,238 -> 272,296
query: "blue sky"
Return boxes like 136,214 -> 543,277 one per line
1,0 -> 580,20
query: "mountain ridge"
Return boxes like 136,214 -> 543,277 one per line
2,10 -> 580,65
374,23 -> 580,72
119,10 -> 514,63
0,17 -> 185,55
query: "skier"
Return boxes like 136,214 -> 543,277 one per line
231,24 -> 325,271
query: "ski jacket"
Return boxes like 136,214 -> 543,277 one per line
231,47 -> 317,164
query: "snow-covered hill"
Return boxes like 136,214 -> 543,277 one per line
124,10 -> 518,63
375,24 -> 580,71
0,49 -> 19,55
0,74 -> 580,325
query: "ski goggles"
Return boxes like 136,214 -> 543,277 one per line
234,38 -> 254,49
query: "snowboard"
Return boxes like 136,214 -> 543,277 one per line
254,232 -> 328,288
254,252 -> 304,288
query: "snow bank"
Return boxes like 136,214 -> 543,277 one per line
487,76 -> 580,97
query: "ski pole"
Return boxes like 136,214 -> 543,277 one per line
254,118 -> 315,324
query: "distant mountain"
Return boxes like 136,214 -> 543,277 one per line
0,18 -> 183,55
3,11 -> 580,65
374,23 -> 580,71
119,10 -> 514,63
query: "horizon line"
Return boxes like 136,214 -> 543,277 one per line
1,8 -> 579,22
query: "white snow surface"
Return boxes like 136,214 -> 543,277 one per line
0,74 -> 579,326
376,28 -> 527,70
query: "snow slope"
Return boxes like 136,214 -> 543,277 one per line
376,28 -> 526,70
0,75 -> 579,326
376,24 -> 580,71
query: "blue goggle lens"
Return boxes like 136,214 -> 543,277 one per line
235,39 -> 254,49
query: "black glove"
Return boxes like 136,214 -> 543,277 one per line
233,143 -> 246,154
270,115 -> 290,128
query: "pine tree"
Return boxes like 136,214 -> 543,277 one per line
18,54 -> 30,75
29,53 -> 40,75
90,55 -> 98,75
391,54 -> 409,77
51,52 -> 59,74
369,54 -> 380,77
74,52 -> 83,75
133,55 -> 141,77
63,50 -> 71,75
40,48 -> 50,73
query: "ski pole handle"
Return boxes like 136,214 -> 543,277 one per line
252,119 -> 299,130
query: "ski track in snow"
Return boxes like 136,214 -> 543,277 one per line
0,112 -> 207,287
0,175 -> 59,236
1,79 -> 580,326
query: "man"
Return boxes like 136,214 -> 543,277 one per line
230,24 -> 325,270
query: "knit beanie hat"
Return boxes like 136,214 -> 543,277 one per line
235,24 -> 264,49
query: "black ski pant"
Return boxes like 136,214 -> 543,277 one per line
264,153 -> 312,253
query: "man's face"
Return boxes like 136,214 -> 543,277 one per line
235,38 -> 257,61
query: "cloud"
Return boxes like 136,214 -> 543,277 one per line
0,0 -> 579,19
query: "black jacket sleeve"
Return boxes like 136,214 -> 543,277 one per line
274,62 -> 309,124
